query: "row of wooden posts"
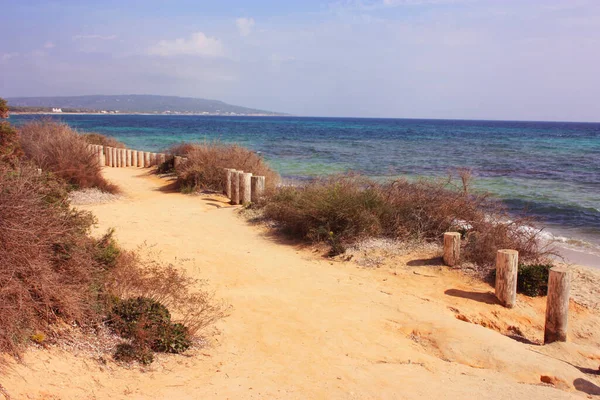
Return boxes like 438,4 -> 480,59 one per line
442,232 -> 570,344
87,145 -> 266,206
223,168 -> 266,205
87,144 -> 187,169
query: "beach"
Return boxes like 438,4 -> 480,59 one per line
3,167 -> 600,399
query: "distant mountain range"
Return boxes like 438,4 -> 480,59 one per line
6,95 -> 284,116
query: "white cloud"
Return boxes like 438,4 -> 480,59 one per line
236,17 -> 256,37
44,41 -> 55,49
148,32 -> 225,57
73,34 -> 118,40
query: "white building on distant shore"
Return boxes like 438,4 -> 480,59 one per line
52,108 -> 62,113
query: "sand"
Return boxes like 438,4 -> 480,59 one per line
3,167 -> 600,399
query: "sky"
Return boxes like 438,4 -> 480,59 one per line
1,0 -> 599,121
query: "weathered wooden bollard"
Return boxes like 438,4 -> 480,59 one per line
224,168 -> 234,198
115,148 -> 120,167
250,175 -> 265,203
106,147 -> 113,167
495,249 -> 519,308
443,232 -> 461,267
231,170 -> 241,205
144,152 -> 150,167
99,147 -> 105,166
544,267 -> 571,343
111,147 -> 117,167
121,149 -> 127,167
132,150 -> 138,168
174,156 -> 183,169
159,153 -> 166,165
116,148 -> 122,167
138,151 -> 144,167
240,172 -> 252,205
150,153 -> 157,166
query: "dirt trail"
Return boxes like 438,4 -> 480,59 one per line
4,168 -> 600,399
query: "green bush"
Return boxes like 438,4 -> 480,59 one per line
109,297 -> 171,339
108,296 -> 193,362
517,264 -> 551,297
152,322 -> 191,353
113,343 -> 154,365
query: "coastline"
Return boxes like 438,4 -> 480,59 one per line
9,113 -> 600,267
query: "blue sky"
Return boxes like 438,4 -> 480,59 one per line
1,0 -> 599,121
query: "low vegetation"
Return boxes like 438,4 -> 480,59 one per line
0,100 -> 225,369
82,132 -> 126,148
261,174 -> 550,268
164,142 -> 280,193
517,264 -> 551,297
19,119 -> 119,193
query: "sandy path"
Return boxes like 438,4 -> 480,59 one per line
4,168 -> 600,399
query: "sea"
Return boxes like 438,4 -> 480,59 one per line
9,114 -> 600,264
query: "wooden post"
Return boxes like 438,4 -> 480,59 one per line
132,150 -> 138,167
106,147 -> 112,167
443,232 -> 461,267
240,172 -> 252,204
124,149 -> 130,167
251,176 -> 265,203
495,249 -> 519,308
231,170 -> 240,205
122,149 -> 127,167
144,152 -> 150,167
174,156 -> 183,169
159,153 -> 166,165
224,168 -> 234,198
115,148 -> 120,167
150,153 -> 157,166
104,146 -> 110,166
138,151 -> 144,167
544,267 -> 571,344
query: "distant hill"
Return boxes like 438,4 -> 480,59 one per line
6,95 -> 283,115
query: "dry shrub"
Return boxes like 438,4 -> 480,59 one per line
0,121 -> 23,166
106,248 -> 227,338
82,132 -> 126,148
263,174 -> 550,267
0,164 -> 101,357
18,119 -> 119,193
168,142 -> 280,193
264,175 -> 385,241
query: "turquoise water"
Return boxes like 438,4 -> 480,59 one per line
10,114 -> 600,249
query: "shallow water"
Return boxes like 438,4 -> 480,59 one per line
10,114 -> 600,253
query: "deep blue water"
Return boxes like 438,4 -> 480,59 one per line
9,114 -> 600,249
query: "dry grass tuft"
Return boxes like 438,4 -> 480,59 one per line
167,142 -> 280,193
19,119 -> 119,193
106,247 -> 229,339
